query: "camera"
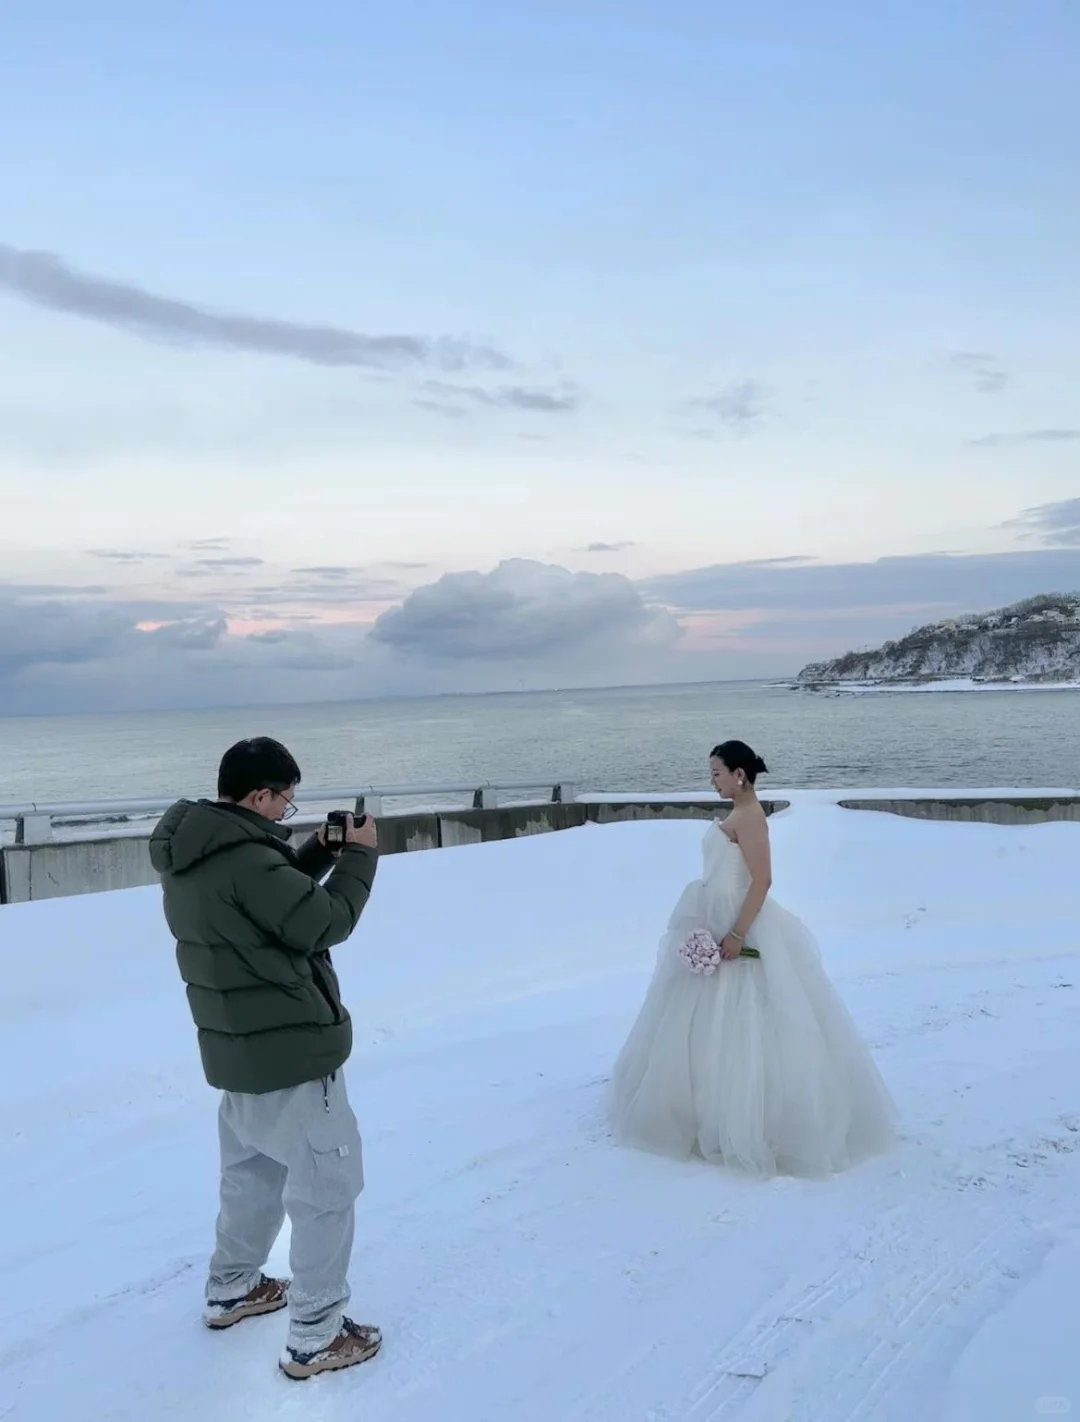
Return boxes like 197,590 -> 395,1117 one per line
325,809 -> 369,854
325,810 -> 350,854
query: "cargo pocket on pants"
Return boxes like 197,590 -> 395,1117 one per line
299,1111 -> 365,1212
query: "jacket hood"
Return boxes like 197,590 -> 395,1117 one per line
149,798 -> 289,875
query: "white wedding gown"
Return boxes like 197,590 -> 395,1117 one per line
608,821 -> 896,1177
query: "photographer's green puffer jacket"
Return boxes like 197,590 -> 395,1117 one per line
150,799 -> 377,1094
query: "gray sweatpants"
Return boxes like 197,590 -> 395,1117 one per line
207,1071 -> 365,1354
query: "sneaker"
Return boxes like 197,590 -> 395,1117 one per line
279,1318 -> 383,1381
204,1274 -> 289,1330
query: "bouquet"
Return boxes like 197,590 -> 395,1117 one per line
678,929 -> 760,975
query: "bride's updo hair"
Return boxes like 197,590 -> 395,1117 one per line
710,739 -> 769,784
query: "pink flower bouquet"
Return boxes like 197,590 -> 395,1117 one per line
678,929 -> 722,974
678,929 -> 760,974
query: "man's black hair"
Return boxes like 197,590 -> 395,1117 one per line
217,737 -> 302,802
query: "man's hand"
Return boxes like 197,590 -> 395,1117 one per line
347,813 -> 378,850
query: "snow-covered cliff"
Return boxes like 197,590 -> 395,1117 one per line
797,593 -> 1080,686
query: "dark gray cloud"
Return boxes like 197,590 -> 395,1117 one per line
684,379 -> 767,434
641,547 -> 1080,616
0,241 -> 511,374
0,593 -> 131,678
293,566 -> 355,579
1005,497 -> 1080,547
182,538 -> 233,551
949,351 -> 1008,394
143,617 -> 228,650
581,541 -> 635,553
633,541 -> 1080,671
0,583 -> 376,714
370,558 -> 679,661
423,379 -> 581,413
0,585 -> 217,678
970,429 -> 1080,448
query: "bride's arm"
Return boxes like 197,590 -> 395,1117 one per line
720,817 -> 773,959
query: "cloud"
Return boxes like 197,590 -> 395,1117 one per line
1005,497 -> 1080,547
251,573 -> 405,607
9,528 -> 1079,715
0,583 -> 371,713
580,541 -> 635,553
414,398 -> 470,419
88,549 -> 171,563
285,565 -> 429,598
144,617 -> 228,650
370,558 -> 679,661
949,351 -> 1008,394
0,241 -> 511,374
0,589 -> 146,679
12,584 -> 113,596
631,540 -> 1080,670
488,384 -> 580,413
0,561 -> 683,714
969,429 -> 1080,448
194,556 -> 264,569
737,556 -> 814,568
684,379 -> 767,434
641,547 -> 1080,617
423,379 -> 582,413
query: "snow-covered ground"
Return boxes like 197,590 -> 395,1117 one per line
2,797 -> 1080,1421
791,678 -> 1080,694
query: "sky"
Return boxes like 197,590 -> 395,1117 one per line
1,0 -> 1079,714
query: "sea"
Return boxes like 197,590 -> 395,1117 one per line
1,680 -> 1077,810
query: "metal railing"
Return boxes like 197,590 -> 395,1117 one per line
0,779 -> 580,845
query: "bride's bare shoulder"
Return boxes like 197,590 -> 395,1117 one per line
724,802 -> 769,844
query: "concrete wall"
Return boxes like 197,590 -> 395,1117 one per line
2,794 -> 1075,904
0,798 -> 771,905
1,835 -> 158,905
836,796 -> 1080,825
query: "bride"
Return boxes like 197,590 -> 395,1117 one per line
608,740 -> 896,1177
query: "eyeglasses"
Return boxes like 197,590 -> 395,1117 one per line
262,787 -> 298,819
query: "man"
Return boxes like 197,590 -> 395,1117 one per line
150,736 -> 381,1380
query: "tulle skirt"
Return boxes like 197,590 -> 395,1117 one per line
608,875 -> 896,1177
